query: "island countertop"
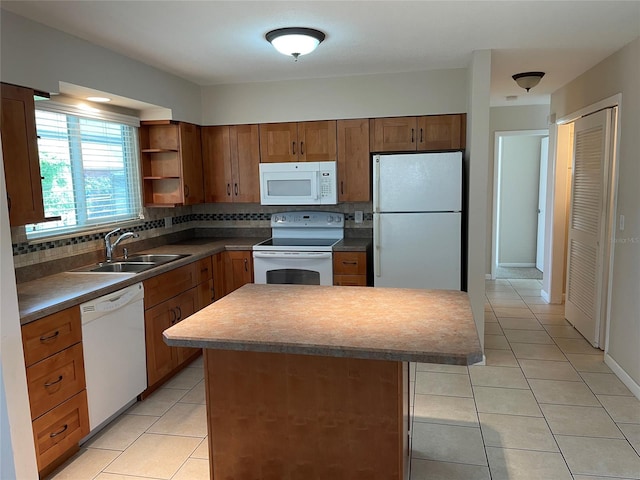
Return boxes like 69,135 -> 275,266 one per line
164,283 -> 482,365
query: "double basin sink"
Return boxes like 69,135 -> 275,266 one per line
72,254 -> 189,274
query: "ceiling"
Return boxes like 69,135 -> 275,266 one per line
3,1 -> 639,108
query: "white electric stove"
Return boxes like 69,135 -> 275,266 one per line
253,211 -> 344,285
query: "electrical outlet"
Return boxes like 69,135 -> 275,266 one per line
164,217 -> 172,228
355,211 -> 364,224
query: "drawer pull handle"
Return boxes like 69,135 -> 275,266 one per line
44,375 -> 63,387
50,424 -> 68,438
40,331 -> 60,342
176,306 -> 182,321
342,261 -> 358,265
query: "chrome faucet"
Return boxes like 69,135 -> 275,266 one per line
104,228 -> 138,262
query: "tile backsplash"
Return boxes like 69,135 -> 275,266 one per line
11,202 -> 373,270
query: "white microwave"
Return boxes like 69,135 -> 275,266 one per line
259,161 -> 337,205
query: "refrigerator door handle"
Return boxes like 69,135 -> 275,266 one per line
374,214 -> 381,277
374,155 -> 381,213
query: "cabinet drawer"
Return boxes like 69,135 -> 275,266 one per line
333,252 -> 366,275
22,307 -> 82,367
32,390 -> 89,472
26,343 -> 86,420
143,262 -> 197,309
334,275 -> 367,287
196,256 -> 213,283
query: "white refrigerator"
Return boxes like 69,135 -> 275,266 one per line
373,152 -> 462,290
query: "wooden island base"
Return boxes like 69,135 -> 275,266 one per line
204,349 -> 409,480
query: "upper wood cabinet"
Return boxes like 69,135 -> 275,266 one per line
337,119 -> 371,202
202,124 -> 260,203
259,121 -> 337,163
417,115 -> 465,151
140,121 -> 204,207
1,83 -> 47,226
370,114 -> 466,153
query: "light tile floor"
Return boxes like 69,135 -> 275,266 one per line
49,278 -> 640,479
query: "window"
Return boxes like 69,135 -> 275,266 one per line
27,103 -> 142,237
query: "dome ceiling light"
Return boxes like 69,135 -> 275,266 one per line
266,27 -> 325,61
512,72 -> 546,92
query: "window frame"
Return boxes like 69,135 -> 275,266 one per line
26,101 -> 143,240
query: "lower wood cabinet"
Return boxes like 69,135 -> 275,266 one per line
21,306 -> 89,477
223,250 -> 253,296
143,264 -> 201,390
196,256 -> 215,310
31,391 -> 90,473
333,252 -> 368,286
144,288 -> 198,386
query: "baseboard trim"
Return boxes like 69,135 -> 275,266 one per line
541,289 -> 550,303
471,354 -> 486,366
604,353 -> 640,400
497,263 -> 537,268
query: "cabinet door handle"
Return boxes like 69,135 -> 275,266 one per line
244,258 -> 248,272
170,308 -> 176,325
411,128 -> 415,143
420,128 -> 424,143
292,142 -> 296,155
300,141 -> 304,155
40,331 -> 60,342
341,181 -> 344,195
44,375 -> 63,387
50,424 -> 68,438
227,184 -> 231,196
176,306 -> 182,321
7,194 -> 11,212
184,184 -> 190,198
234,183 -> 238,196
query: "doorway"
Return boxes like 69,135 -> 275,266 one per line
492,130 -> 549,280
544,96 -> 621,351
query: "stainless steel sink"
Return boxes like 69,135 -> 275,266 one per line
70,253 -> 189,274
88,262 -> 156,273
123,254 -> 188,264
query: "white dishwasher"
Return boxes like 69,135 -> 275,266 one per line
80,282 -> 146,432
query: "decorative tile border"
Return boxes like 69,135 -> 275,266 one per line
12,211 -> 374,257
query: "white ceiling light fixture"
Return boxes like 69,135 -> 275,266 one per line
266,27 -> 325,61
512,72 -> 545,92
86,96 -> 111,102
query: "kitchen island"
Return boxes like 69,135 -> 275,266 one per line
164,284 -> 482,480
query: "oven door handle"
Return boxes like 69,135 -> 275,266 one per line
253,251 -> 333,259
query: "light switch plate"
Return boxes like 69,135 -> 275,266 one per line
355,211 -> 364,224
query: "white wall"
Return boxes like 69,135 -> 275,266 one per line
0,145 -> 38,478
0,10 -> 202,124
487,105 -> 549,272
466,50 -> 492,350
550,37 -> 640,388
498,135 -> 543,265
201,69 -> 468,125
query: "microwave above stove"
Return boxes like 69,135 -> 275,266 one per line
259,161 -> 337,205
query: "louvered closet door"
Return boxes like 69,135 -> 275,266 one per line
565,109 -> 612,347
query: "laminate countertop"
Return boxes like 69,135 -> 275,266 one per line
164,283 -> 482,365
16,237 -> 372,325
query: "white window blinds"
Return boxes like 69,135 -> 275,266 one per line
27,102 -> 142,238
